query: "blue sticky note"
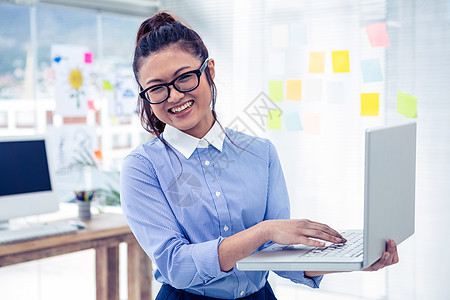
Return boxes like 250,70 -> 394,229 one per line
290,23 -> 308,46
283,111 -> 303,131
327,81 -> 346,104
361,59 -> 383,83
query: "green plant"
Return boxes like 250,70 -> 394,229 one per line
57,147 -> 121,208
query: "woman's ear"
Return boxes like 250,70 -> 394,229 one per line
207,58 -> 215,80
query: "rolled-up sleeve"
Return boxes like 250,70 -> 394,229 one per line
120,153 -> 229,289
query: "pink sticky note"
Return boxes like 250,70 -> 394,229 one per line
84,52 -> 93,64
365,22 -> 390,47
87,99 -> 96,110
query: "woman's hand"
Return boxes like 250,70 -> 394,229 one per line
263,219 -> 346,247
363,239 -> 399,271
304,239 -> 400,278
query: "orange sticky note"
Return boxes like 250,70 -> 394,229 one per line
286,80 -> 302,101
332,50 -> 350,73
365,22 -> 391,47
94,149 -> 103,160
361,93 -> 379,116
308,52 -> 325,73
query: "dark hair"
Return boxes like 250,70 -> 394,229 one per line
132,11 -> 218,138
132,11 -> 257,168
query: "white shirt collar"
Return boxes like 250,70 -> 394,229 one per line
163,121 -> 225,159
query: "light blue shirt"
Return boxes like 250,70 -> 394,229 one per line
120,122 -> 323,298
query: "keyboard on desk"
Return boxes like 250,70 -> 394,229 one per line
301,231 -> 364,258
0,222 -> 79,245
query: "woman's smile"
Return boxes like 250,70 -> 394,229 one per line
168,100 -> 194,115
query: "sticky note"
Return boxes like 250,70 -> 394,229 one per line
332,50 -> 350,73
303,113 -> 320,135
110,115 -> 120,125
302,79 -> 323,102
308,52 -> 325,73
286,80 -> 302,101
361,93 -> 379,116
94,149 -> 103,160
327,81 -> 346,104
271,24 -> 289,48
87,99 -> 96,110
103,80 -> 113,90
397,91 -> 418,118
290,23 -> 307,46
365,22 -> 391,47
268,81 -> 283,102
267,109 -> 282,130
361,59 -> 383,82
84,52 -> 93,64
268,51 -> 286,76
283,111 -> 303,131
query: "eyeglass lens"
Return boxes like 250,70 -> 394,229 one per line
147,72 -> 199,103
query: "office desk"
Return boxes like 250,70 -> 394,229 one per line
0,213 -> 152,300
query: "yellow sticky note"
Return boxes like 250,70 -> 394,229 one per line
332,50 -> 350,73
110,115 -> 120,125
267,109 -> 282,130
361,93 -> 379,116
268,81 -> 283,102
397,91 -> 418,118
286,80 -> 302,101
308,52 -> 325,73
103,80 -> 113,90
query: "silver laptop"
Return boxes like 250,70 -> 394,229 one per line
237,122 -> 416,272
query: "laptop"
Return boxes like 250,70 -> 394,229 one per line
237,122 -> 416,272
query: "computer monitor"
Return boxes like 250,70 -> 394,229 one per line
0,134 -> 59,229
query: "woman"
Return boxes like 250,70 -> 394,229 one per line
120,11 -> 399,300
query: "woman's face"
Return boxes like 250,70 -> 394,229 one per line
138,45 -> 215,139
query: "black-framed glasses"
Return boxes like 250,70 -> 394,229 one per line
139,58 -> 209,104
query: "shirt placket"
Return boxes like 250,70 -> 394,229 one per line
197,147 -> 248,298
197,148 -> 232,237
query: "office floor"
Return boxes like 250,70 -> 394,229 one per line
0,203 -> 448,300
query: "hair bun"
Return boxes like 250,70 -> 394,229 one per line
150,11 -> 176,27
136,11 -> 177,43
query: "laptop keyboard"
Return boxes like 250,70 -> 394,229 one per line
303,231 -> 363,258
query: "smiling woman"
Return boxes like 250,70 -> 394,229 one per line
119,10 -> 399,300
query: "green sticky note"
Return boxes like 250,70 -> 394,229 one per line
103,80 -> 113,90
268,81 -> 283,102
267,109 -> 282,130
397,91 -> 418,118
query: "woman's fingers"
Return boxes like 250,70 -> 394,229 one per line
297,220 -> 347,243
363,240 -> 399,271
268,219 -> 346,247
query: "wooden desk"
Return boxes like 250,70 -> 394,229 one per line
0,213 -> 152,300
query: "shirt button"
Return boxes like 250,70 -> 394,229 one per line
215,191 -> 221,197
240,291 -> 244,296
224,225 -> 229,232
205,160 -> 210,166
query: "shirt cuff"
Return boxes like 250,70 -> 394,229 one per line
274,271 -> 323,289
191,236 -> 229,284
302,273 -> 323,288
